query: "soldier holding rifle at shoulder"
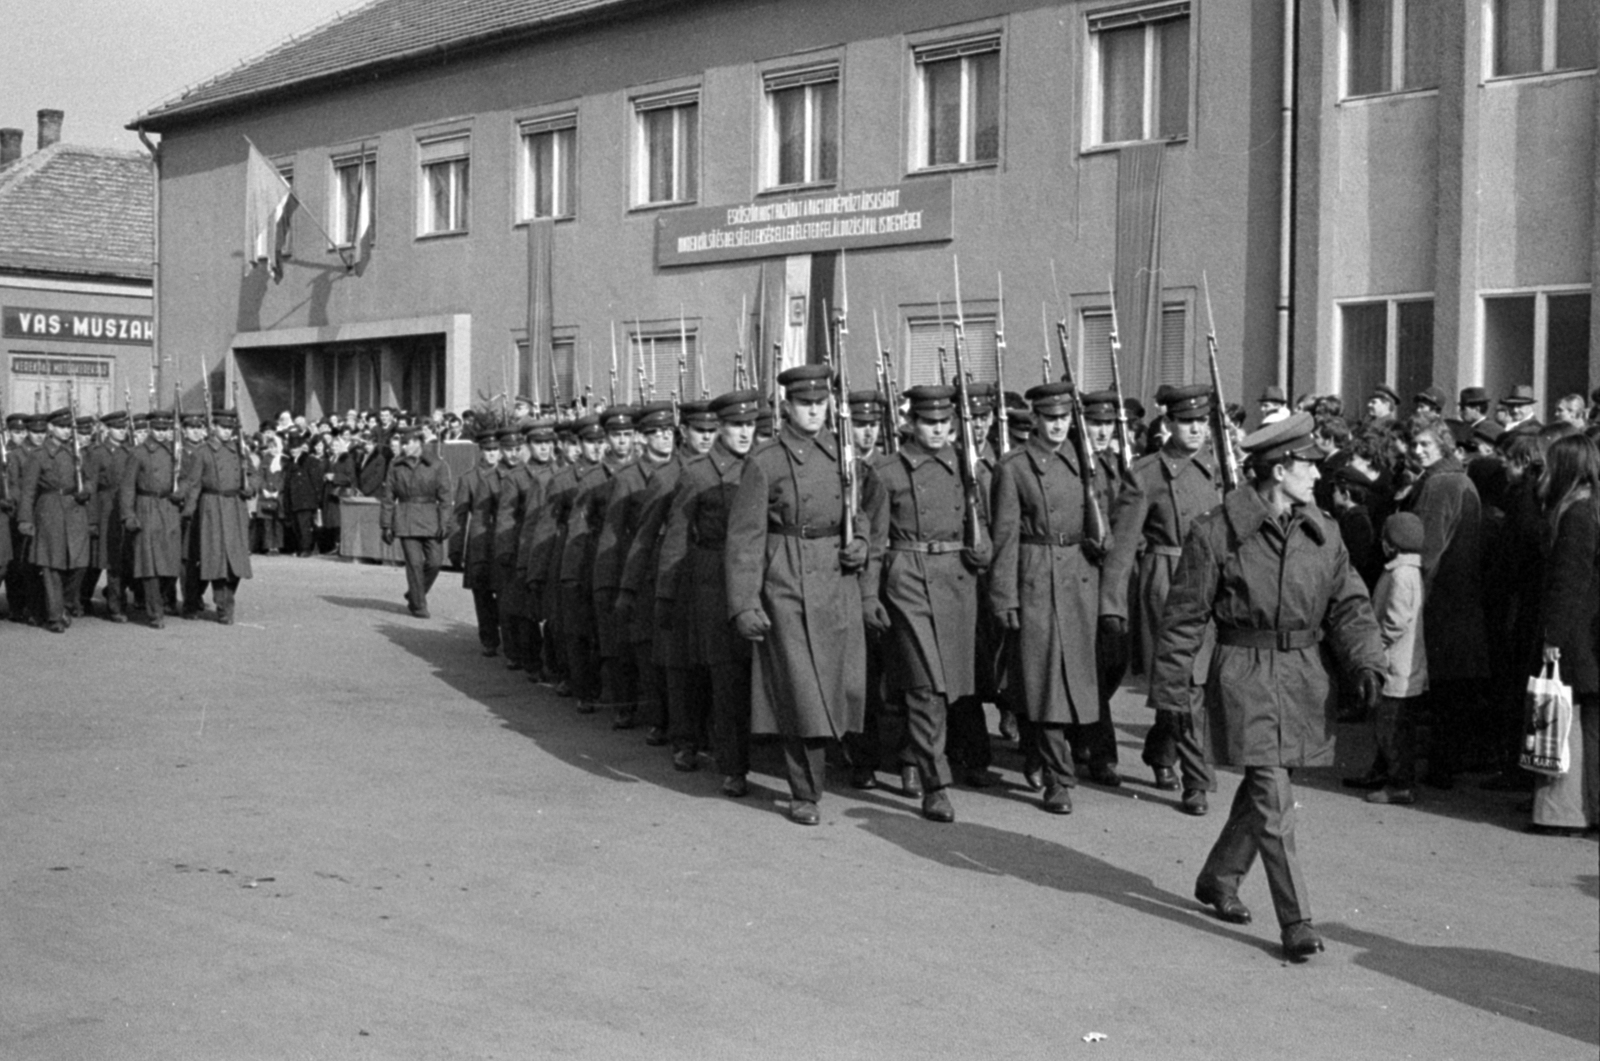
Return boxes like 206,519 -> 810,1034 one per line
191,408 -> 255,625
118,409 -> 185,628
16,407 -> 95,633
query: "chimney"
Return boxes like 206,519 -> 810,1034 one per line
37,109 -> 63,150
0,128 -> 22,167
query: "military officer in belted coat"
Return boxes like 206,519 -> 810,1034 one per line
118,409 -> 185,628
189,410 -> 255,624
724,364 -> 870,826
449,430 -> 503,655
16,408 -> 95,632
1150,412 -> 1385,961
988,382 -> 1105,815
380,426 -> 455,619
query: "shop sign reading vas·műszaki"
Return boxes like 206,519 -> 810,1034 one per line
3,306 -> 154,345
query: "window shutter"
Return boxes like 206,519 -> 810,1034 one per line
418,135 -> 468,163
1078,312 -> 1114,391
634,90 -> 699,113
520,113 -> 577,136
1157,305 -> 1188,387
764,64 -> 840,92
914,36 -> 1000,64
1089,1 -> 1189,32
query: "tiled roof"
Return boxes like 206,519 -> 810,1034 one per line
0,144 -> 153,281
133,0 -> 642,129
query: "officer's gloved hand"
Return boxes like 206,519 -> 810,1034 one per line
166,491 -> 185,505
73,490 -> 93,504
613,588 -> 636,627
862,596 -> 891,635
123,515 -> 141,533
1356,668 -> 1385,710
733,607 -> 772,642
381,528 -> 396,546
18,521 -> 34,538
838,536 -> 868,573
997,608 -> 1021,631
960,541 -> 992,573
1098,614 -> 1129,671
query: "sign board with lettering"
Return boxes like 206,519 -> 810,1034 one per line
655,181 -> 953,268
2,306 -> 154,345
9,354 -> 117,415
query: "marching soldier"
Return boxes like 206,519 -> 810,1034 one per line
17,408 -> 96,632
513,418 -> 559,681
988,383 -> 1105,814
656,389 -> 761,795
190,409 -> 254,624
450,429 -> 503,655
872,384 -> 992,822
529,415 -> 605,705
87,410 -> 137,622
178,412 -> 210,617
119,409 -> 185,628
1074,389 -> 1133,786
1150,412 -> 1384,960
493,425 -> 537,667
379,426 -> 455,619
725,365 -> 870,825
569,405 -> 634,722
1,412 -> 28,622
839,390 -> 897,792
1101,384 -> 1221,814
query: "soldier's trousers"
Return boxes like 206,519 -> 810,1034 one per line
709,660 -> 752,778
141,577 -> 177,623
666,662 -> 712,753
565,633 -> 599,702
102,568 -> 128,617
844,633 -> 898,774
5,534 -> 35,620
210,577 -> 241,621
182,562 -> 206,615
77,566 -> 100,613
1198,766 -> 1311,928
470,587 -> 499,652
38,566 -> 84,625
1020,720 -> 1078,789
947,694 -> 996,772
599,655 -> 639,719
634,640 -> 666,731
399,537 -> 441,612
783,736 -> 829,803
895,686 -> 954,792
1142,693 -> 1216,792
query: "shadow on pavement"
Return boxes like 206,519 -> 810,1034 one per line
1319,923 -> 1600,1046
320,594 -> 413,616
841,805 -> 1282,960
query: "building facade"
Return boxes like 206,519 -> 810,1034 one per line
130,0 -> 1595,428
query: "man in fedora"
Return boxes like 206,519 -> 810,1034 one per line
1366,384 -> 1399,429
1500,384 -> 1541,436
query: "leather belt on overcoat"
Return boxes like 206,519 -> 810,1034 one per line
1216,627 -> 1323,651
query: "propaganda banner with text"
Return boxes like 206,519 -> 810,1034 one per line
656,180 -> 953,268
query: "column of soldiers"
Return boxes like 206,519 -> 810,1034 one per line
2,406 -> 254,632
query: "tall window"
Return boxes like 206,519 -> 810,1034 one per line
1077,304 -> 1189,390
764,66 -> 839,188
519,115 -> 576,221
1344,0 -> 1442,96
634,92 -> 699,207
418,135 -> 469,235
913,37 -> 1000,169
1338,298 -> 1434,416
331,152 -> 375,247
1482,290 -> 1592,417
1491,0 -> 1598,77
906,317 -> 999,386
629,328 -> 701,398
1089,3 -> 1190,146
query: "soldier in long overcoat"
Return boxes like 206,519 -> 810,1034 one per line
449,431 -> 502,654
491,426 -> 539,668
86,411 -> 136,621
528,418 -> 603,702
1101,384 -> 1222,810
513,420 -> 558,681
562,409 -> 632,714
871,385 -> 991,823
118,410 -> 184,627
17,408 -> 94,631
988,383 -> 1103,814
1,413 -> 29,620
1150,412 -> 1384,961
379,427 -> 454,619
724,365 -> 869,825
190,411 -> 255,624
656,390 -> 760,795
177,414 -> 210,616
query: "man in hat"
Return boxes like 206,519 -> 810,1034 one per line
1366,384 -> 1399,429
491,424 -> 538,668
839,389 -> 897,790
449,428 -> 503,655
989,382 -> 1107,815
512,418 -> 560,679
189,409 -> 255,624
867,384 -> 992,822
656,390 -> 760,793
1457,387 -> 1491,430
5,413 -> 48,623
84,410 -> 136,621
0,415 -> 18,617
1258,385 -> 1289,425
118,409 -> 186,628
1101,383 -> 1221,813
568,404 -> 635,722
380,426 -> 455,620
725,364 -> 870,825
1150,411 -> 1385,961
1412,386 -> 1447,420
281,431 -> 322,557
527,415 -> 605,702
177,412 -> 211,617
16,408 -> 95,632
1500,384 -> 1541,436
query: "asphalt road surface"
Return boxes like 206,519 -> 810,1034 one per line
3,555 -> 1596,1060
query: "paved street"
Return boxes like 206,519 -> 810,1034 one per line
2,555 -> 1596,1060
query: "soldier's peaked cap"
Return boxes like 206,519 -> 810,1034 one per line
1370,383 -> 1400,405
847,389 -> 885,423
904,384 -> 956,420
1080,390 -> 1119,423
602,405 -> 637,430
47,407 -> 74,426
1025,381 -> 1075,414
778,363 -> 833,397
633,401 -> 676,430
680,400 -> 717,428
711,389 -> 762,423
1166,383 -> 1212,421
1241,410 -> 1326,464
100,410 -> 130,428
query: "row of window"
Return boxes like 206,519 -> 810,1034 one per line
1344,0 -> 1596,98
290,3 -> 1193,245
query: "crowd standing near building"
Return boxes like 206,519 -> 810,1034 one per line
5,379 -> 1600,961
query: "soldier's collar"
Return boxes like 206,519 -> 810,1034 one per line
1223,487 -> 1327,545
901,439 -> 954,471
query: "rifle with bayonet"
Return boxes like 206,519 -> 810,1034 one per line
608,321 -> 620,406
232,380 -> 249,492
1105,274 -> 1135,482
994,272 -> 1010,456
200,356 -> 215,435
950,258 -> 986,550
824,294 -> 856,550
1202,272 -> 1242,494
1054,317 -> 1109,557
0,395 -> 9,503
68,380 -> 85,494
676,306 -> 689,411
734,295 -> 748,391
873,307 -> 899,455
172,381 -> 184,493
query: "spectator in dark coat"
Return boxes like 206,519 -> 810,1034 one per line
280,434 -> 323,557
320,433 -> 359,554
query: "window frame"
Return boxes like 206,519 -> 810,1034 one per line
903,310 -> 1001,388
329,149 -> 376,250
416,133 -> 471,238
631,88 -> 701,210
1073,291 -> 1194,392
517,112 -> 579,223
627,322 -> 703,399
1084,1 -> 1193,151
1331,293 -> 1436,407
1473,284 -> 1594,414
909,33 -> 1004,174
761,63 -> 842,192
1484,0 -> 1599,81
1338,0 -> 1445,100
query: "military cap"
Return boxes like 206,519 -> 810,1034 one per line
525,417 -> 558,442
180,413 -> 207,428
1459,386 -> 1490,408
100,410 -> 130,428
633,401 -> 676,431
602,405 -> 637,432
1166,383 -> 1213,421
1500,383 -> 1536,407
1124,397 -> 1146,422
1081,389 -> 1119,423
213,408 -> 240,428
847,389 -> 885,424
132,412 -> 151,427
1153,384 -> 1178,408
474,429 -> 502,449
495,426 -> 524,445
1026,381 -> 1075,416
570,414 -> 604,441
4,412 -> 26,430
1413,386 -> 1446,412
679,400 -> 718,429
904,384 -> 957,421
45,407 -> 74,427
778,363 -> 833,398
1007,414 -> 1033,441
756,401 -> 775,428
966,381 -> 998,415
74,414 -> 98,431
26,411 -> 51,430
1241,410 -> 1325,464
1259,385 -> 1288,405
1370,383 -> 1400,407
710,389 -> 761,423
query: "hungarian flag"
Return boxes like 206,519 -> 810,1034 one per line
245,138 -> 296,282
